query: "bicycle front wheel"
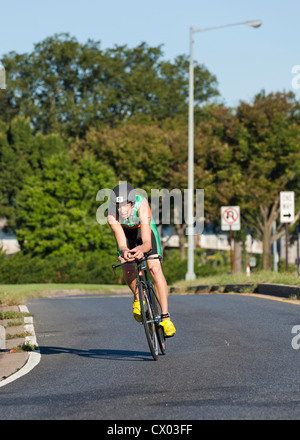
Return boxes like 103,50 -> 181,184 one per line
138,282 -> 159,361
150,284 -> 166,355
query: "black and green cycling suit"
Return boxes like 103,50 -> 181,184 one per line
110,195 -> 162,256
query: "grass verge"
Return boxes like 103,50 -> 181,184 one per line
1,271 -> 300,305
172,270 -> 300,290
0,283 -> 130,305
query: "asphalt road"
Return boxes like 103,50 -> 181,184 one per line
0,293 -> 300,420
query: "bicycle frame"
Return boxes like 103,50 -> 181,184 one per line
113,255 -> 161,286
112,255 -> 162,319
112,254 -> 166,359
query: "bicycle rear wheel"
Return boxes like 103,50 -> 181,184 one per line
149,284 -> 166,355
138,282 -> 159,361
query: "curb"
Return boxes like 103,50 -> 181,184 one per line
169,283 -> 300,302
255,283 -> 300,299
169,283 -> 255,294
0,305 -> 40,388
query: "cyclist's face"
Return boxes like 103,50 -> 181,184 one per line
118,202 -> 132,219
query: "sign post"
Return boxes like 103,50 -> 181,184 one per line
280,192 -> 295,271
0,325 -> 5,350
221,206 -> 240,274
297,223 -> 300,276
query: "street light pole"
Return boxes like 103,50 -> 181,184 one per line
186,26 -> 196,281
185,20 -> 262,281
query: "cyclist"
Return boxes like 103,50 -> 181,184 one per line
107,182 -> 176,337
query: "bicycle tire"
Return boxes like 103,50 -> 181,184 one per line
149,284 -> 166,355
138,281 -> 159,360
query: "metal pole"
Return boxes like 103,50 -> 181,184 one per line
272,221 -> 278,272
185,20 -> 262,281
229,226 -> 234,274
297,223 -> 300,276
186,27 -> 196,280
285,223 -> 289,271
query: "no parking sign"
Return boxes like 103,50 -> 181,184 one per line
221,206 -> 240,231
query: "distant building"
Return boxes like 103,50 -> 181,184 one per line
161,225 -> 263,254
161,227 -> 299,267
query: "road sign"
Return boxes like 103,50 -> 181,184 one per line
221,206 -> 240,231
280,191 -> 294,223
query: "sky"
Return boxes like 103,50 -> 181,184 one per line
0,0 -> 299,107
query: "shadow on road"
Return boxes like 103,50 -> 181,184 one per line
39,345 -> 154,361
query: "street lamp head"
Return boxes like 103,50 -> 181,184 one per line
192,20 -> 262,35
244,20 -> 262,28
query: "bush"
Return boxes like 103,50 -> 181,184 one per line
161,248 -> 230,284
0,247 -> 230,286
0,251 -> 120,284
278,259 -> 297,274
161,249 -> 188,284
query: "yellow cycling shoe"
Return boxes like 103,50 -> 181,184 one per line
132,299 -> 142,322
160,318 -> 176,337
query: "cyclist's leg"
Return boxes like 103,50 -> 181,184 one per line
117,229 -> 139,300
119,256 -> 142,322
120,258 -> 138,298
146,255 -> 168,315
147,256 -> 176,336
144,225 -> 168,315
118,229 -> 142,321
146,226 -> 176,336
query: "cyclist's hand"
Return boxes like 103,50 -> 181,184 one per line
130,246 -> 144,260
123,249 -> 135,262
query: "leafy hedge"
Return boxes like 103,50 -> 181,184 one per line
0,251 -> 119,285
0,248 -> 229,286
161,249 -> 228,284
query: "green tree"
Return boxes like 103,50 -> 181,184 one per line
72,123 -> 192,259
161,108 -> 226,259
71,124 -> 173,192
1,34 -> 219,137
162,94 -> 300,270
235,91 -> 300,269
0,116 -> 64,228
194,93 -> 300,270
16,151 -> 116,257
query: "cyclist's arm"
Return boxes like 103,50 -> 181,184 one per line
107,215 -> 132,260
130,199 -> 152,258
140,199 -> 152,253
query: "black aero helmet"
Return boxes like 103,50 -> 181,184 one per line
110,183 -> 136,206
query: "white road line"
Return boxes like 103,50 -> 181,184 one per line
0,304 -> 41,388
0,350 -> 41,388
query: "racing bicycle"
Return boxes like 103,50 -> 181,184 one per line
112,255 -> 166,361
